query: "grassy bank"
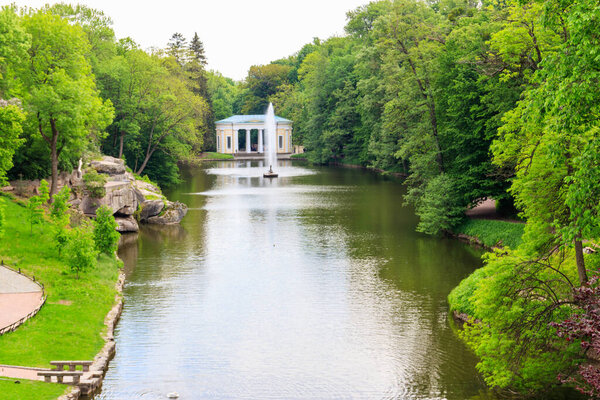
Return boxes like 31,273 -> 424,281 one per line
200,152 -> 233,160
0,195 -> 120,397
452,219 -> 525,249
0,379 -> 67,400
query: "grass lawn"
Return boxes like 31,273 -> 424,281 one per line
201,152 -> 234,160
0,195 -> 120,368
0,378 -> 68,400
453,218 -> 525,249
290,153 -> 307,159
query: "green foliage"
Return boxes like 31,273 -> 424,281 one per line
83,169 -> 107,198
0,102 -> 25,185
458,248 -> 582,392
412,173 -> 464,235
50,186 -> 70,256
454,219 -> 525,249
26,179 -> 48,233
93,205 -> 119,255
65,223 -> 97,277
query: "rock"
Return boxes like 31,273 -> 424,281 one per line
80,181 -> 138,216
1,185 -> 14,191
132,180 -> 162,197
140,200 -> 164,222
115,216 -> 139,232
147,201 -> 187,225
90,157 -> 126,176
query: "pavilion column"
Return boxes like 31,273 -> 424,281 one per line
245,129 -> 250,153
258,129 -> 264,153
234,129 -> 239,153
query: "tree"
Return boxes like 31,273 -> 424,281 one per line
0,100 -> 25,185
188,32 -> 207,66
0,5 -> 30,97
50,185 -> 71,256
27,179 -> 49,233
93,205 -> 119,255
167,32 -> 187,65
19,10 -> 113,198
65,223 -> 97,278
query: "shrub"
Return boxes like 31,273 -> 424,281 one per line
27,179 -> 49,233
83,169 -> 107,198
93,205 -> 119,255
50,186 -> 70,222
65,223 -> 97,278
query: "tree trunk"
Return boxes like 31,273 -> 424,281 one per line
136,149 -> 154,176
118,131 -> 125,159
574,236 -> 588,285
49,119 -> 59,200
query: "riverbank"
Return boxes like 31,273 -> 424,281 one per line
0,195 -> 121,399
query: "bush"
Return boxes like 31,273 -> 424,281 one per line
93,205 -> 119,255
448,266 -> 490,318
414,173 -> 464,235
83,169 -> 107,198
65,224 -> 97,278
27,179 -> 49,233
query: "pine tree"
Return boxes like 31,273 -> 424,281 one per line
189,32 -> 207,67
167,32 -> 187,65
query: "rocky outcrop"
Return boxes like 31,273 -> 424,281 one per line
139,200 -> 164,222
115,216 -> 139,233
147,201 -> 188,225
90,157 -> 126,176
75,156 -> 186,232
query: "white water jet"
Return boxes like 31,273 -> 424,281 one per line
264,103 -> 277,173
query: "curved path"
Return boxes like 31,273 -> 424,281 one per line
0,266 -> 44,331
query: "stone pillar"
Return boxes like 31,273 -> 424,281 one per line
245,129 -> 251,153
234,129 -> 239,153
258,129 -> 264,153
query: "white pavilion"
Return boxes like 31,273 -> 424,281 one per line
215,115 -> 293,155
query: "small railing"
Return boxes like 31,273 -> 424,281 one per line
0,261 -> 46,336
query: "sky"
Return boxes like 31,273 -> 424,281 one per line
6,0 -> 371,80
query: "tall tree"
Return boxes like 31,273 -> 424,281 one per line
167,32 -> 187,65
20,10 -> 113,197
189,32 -> 207,66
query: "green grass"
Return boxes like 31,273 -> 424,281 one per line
201,152 -> 233,160
290,153 -> 307,159
0,196 -> 120,368
0,378 -> 68,400
453,218 -> 525,249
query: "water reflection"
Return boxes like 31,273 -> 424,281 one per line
99,161 -> 509,399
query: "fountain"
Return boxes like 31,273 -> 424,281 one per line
263,103 -> 278,178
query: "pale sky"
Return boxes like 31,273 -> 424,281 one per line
6,0 -> 371,80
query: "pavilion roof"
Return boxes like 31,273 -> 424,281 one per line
216,115 -> 292,124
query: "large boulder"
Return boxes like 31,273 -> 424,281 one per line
115,216 -> 139,233
139,200 -> 164,222
147,201 -> 187,225
90,157 -> 126,176
80,181 -> 138,216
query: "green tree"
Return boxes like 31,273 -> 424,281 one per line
27,179 -> 49,233
93,205 -> 119,255
0,5 -> 30,97
19,10 -> 113,198
50,185 -> 71,256
167,32 -> 187,65
65,223 -> 97,278
188,32 -> 207,66
0,100 -> 25,185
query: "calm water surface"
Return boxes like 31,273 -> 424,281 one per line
97,161 -> 497,399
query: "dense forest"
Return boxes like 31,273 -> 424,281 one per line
1,0 -> 600,397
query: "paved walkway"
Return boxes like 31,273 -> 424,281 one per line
0,266 -> 43,330
0,365 -> 46,381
